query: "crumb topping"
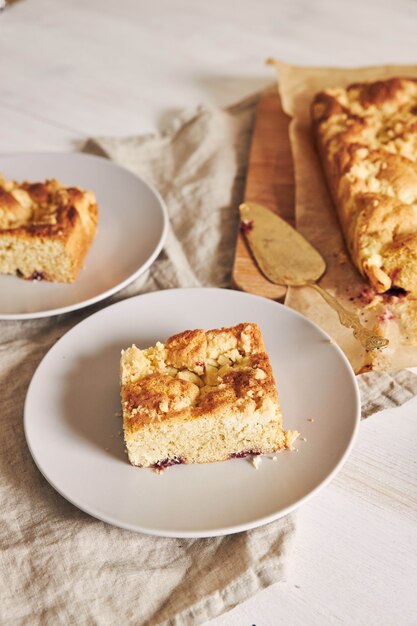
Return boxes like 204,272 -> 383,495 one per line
312,78 -> 417,294
0,174 -> 97,233
121,323 -> 279,426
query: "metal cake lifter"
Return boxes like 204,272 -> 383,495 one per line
239,201 -> 388,352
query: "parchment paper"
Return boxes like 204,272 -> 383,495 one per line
270,60 -> 417,372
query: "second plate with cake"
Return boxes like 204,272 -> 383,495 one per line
24,288 -> 360,537
0,153 -> 168,319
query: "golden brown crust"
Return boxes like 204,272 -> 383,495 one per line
122,351 -> 275,430
312,77 -> 417,293
123,374 -> 200,427
165,329 -> 207,371
0,174 -> 98,282
195,353 -> 274,415
0,177 -> 98,237
121,323 -> 274,432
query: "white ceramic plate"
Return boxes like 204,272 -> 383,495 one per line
0,153 -> 168,319
24,288 -> 360,538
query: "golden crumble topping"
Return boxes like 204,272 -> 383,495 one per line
0,174 -> 97,232
120,323 -> 273,427
312,77 -> 417,294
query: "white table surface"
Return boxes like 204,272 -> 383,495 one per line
2,0 -> 417,624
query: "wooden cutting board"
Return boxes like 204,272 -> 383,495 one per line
232,87 -> 295,299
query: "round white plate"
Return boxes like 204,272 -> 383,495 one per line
24,288 -> 360,538
0,153 -> 168,319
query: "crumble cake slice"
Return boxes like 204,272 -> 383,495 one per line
0,174 -> 98,282
120,322 -> 296,469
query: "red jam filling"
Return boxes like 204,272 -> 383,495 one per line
29,271 -> 47,281
152,457 -> 184,470
230,449 -> 261,459
240,220 -> 254,234
384,286 -> 408,298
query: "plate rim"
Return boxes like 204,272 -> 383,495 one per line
24,287 -> 361,538
0,152 -> 169,320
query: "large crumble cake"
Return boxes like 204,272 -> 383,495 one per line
120,323 -> 295,469
312,77 -> 417,294
0,174 -> 98,282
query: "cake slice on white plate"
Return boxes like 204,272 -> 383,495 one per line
120,322 -> 297,470
0,174 -> 98,282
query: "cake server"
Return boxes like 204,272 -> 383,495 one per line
239,201 -> 388,352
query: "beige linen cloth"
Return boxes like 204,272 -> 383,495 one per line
2,95 -> 417,626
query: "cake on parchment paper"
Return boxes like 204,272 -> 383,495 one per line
312,77 -> 417,295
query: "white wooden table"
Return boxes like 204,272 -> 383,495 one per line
1,1 -> 417,623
